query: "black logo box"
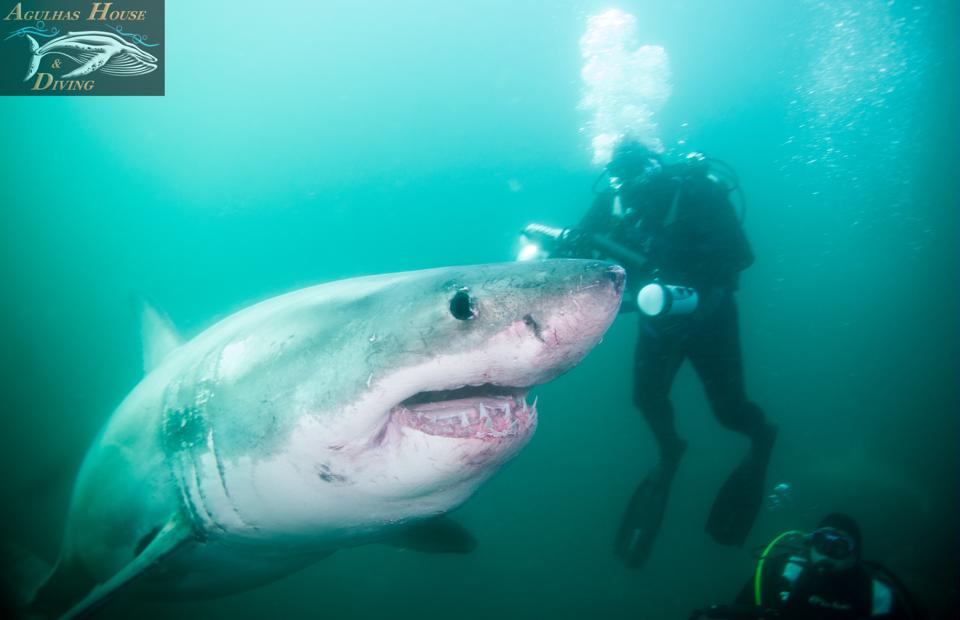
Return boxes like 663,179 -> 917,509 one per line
0,0 -> 164,96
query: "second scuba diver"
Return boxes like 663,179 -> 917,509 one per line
690,513 -> 924,619
520,137 -> 777,567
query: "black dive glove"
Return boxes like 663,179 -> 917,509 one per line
521,224 -> 593,258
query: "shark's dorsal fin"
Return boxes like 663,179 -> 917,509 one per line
139,299 -> 182,373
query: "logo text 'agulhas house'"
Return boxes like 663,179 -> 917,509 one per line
3,2 -> 162,95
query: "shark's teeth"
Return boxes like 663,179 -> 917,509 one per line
391,394 -> 533,440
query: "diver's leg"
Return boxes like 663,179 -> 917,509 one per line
688,293 -> 776,546
614,320 -> 686,569
633,320 -> 688,463
687,293 -> 768,436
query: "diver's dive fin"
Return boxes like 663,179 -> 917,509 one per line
706,424 -> 778,546
385,515 -> 477,554
44,513 -> 193,620
615,465 -> 678,569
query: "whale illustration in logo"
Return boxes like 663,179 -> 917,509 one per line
23,31 -> 157,81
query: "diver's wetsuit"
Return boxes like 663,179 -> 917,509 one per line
570,164 -> 776,560
577,168 -> 765,463
734,554 -> 915,619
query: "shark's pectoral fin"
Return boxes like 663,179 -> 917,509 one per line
0,542 -> 53,613
384,515 -> 477,555
137,297 -> 183,374
27,556 -> 86,619
53,513 -> 193,620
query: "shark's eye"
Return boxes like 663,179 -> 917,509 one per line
449,289 -> 476,321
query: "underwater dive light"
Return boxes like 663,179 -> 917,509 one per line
516,224 -> 567,261
637,283 -> 698,317
516,238 -> 545,261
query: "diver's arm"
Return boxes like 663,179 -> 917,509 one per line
715,188 -> 754,272
883,578 -> 928,620
695,180 -> 754,287
528,193 -> 648,271
585,234 -> 648,273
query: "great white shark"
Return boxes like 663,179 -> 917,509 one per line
26,259 -> 624,618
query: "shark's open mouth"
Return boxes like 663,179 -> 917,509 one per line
391,385 -> 537,440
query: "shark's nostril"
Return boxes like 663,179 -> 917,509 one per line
523,314 -> 544,342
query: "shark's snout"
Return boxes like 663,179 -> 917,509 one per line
533,260 -> 624,355
373,260 -> 623,452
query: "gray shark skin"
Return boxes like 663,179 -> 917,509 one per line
30,260 -> 624,618
24,31 -> 158,81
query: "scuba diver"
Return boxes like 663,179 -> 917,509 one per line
519,137 -> 776,567
690,513 -> 924,619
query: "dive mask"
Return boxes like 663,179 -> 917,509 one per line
809,528 -> 856,560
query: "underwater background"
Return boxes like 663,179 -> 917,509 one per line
1,0 -> 957,618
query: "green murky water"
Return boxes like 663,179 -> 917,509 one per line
1,1 -> 956,618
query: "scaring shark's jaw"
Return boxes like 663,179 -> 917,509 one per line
391,386 -> 536,441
